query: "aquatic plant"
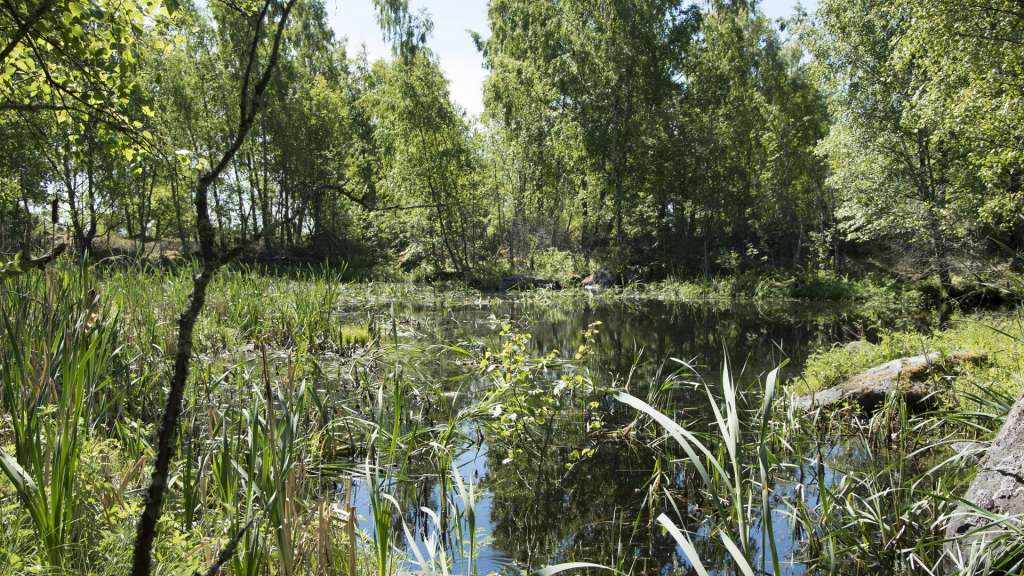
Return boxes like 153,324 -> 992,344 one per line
615,361 -> 783,574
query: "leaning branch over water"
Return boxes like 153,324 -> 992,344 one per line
0,243 -> 67,279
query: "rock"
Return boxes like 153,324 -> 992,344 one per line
843,340 -> 870,354
581,269 -> 615,292
499,275 -> 560,292
793,350 -> 987,413
945,395 -> 1024,568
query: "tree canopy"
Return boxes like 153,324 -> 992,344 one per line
1,0 -> 1021,289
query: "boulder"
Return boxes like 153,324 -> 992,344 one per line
949,440 -> 988,462
581,269 -> 615,292
793,350 -> 987,413
945,395 -> 1024,568
843,340 -> 870,354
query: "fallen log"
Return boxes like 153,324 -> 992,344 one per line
793,350 -> 987,413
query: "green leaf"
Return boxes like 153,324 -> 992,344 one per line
719,531 -> 756,576
0,450 -> 38,498
656,513 -> 709,576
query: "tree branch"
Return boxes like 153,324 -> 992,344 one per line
25,241 -> 66,269
319,182 -> 443,212
238,0 -> 271,124
0,243 -> 66,279
192,520 -> 255,576
129,2 -> 299,575
0,101 -> 80,112
0,0 -> 56,68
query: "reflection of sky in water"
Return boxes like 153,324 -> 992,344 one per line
347,447 -> 847,575
349,436 -> 520,575
334,298 -> 869,575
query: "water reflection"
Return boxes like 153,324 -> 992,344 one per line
340,297 -> 869,575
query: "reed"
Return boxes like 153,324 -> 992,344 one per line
615,361 -> 783,574
0,267 -> 120,568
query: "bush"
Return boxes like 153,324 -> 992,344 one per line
529,248 -> 580,287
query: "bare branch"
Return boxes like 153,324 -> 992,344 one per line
25,242 -> 66,269
239,0 -> 271,124
0,243 -> 67,279
0,102 -> 79,112
192,520 -> 255,576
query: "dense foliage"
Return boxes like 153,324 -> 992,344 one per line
2,0 -> 1020,289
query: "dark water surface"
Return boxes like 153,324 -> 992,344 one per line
343,297 -> 867,575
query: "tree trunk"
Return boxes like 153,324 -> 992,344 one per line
131,2 -> 298,572
233,163 -> 248,243
63,148 -> 87,255
83,137 -> 97,255
170,162 -> 190,254
258,140 -> 273,253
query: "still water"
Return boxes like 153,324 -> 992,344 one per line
339,296 -> 870,575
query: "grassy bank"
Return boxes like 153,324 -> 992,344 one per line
797,311 -> 1024,400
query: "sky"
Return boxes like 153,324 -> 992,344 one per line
325,0 -> 818,118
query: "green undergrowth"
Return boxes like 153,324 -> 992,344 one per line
638,270 -> 919,304
4,260 -> 1023,576
796,311 -> 1024,399
96,262 -> 464,356
0,263 -> 431,576
385,260 -> 927,307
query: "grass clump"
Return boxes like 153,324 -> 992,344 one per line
339,323 -> 372,349
0,267 -> 123,570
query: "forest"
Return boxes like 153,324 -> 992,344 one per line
2,0 -> 1024,575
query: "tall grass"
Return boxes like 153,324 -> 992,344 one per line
0,263 -> 389,574
1,261 -> 1023,576
0,267 -> 120,568
612,345 -> 1024,576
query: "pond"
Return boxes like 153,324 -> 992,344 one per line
337,296 -> 875,575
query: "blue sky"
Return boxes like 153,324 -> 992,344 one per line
325,0 -> 817,117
